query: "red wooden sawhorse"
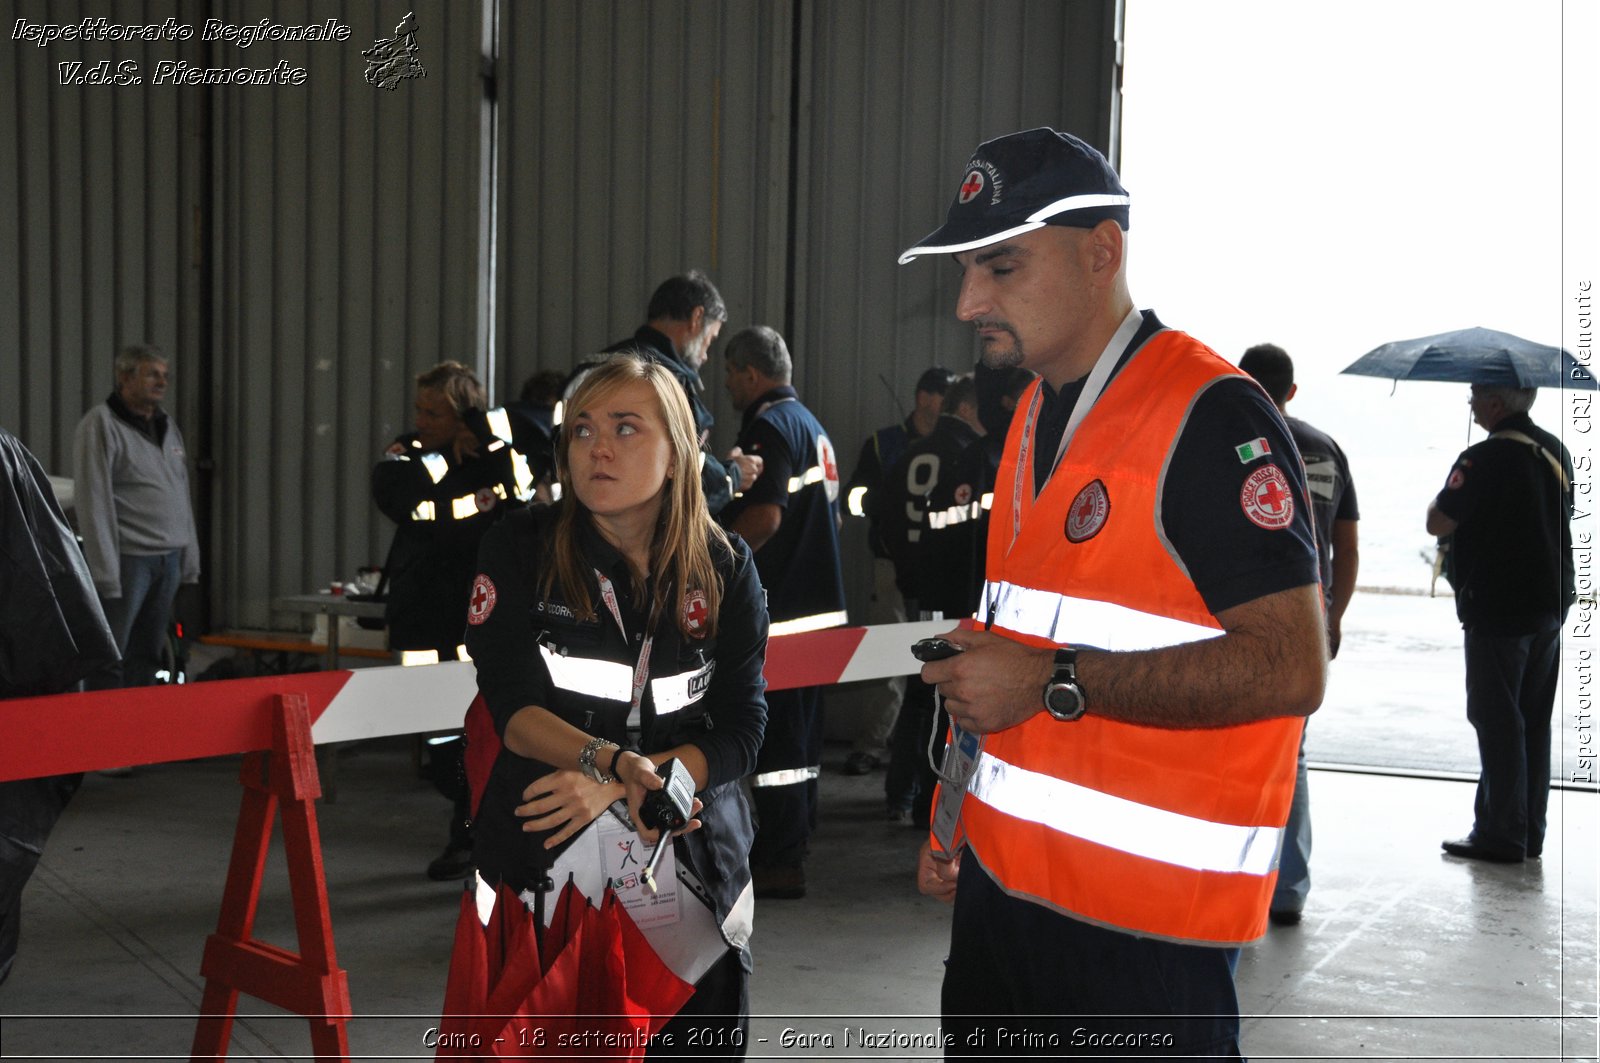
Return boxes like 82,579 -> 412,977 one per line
190,693 -> 352,1062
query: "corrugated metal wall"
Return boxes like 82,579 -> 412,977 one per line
792,0 -> 1120,615
3,0 -> 1116,631
208,0 -> 485,626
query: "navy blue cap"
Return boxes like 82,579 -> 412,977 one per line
898,127 -> 1129,264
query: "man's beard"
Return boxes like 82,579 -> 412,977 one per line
977,323 -> 1024,369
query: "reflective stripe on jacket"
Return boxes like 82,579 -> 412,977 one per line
962,328 -> 1302,946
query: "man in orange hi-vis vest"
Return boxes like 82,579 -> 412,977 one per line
898,128 -> 1327,1058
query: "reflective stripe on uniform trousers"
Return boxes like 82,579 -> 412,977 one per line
965,752 -> 1280,875
750,766 -> 821,788
971,578 -> 1280,873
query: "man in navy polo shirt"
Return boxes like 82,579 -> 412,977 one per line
720,325 -> 846,900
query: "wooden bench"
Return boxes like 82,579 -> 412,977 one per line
198,631 -> 391,662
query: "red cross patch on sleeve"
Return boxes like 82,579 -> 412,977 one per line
467,574 -> 497,625
1240,464 -> 1295,530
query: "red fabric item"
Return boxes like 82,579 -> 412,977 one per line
435,887 -> 489,1058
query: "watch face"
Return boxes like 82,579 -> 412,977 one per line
1045,682 -> 1085,721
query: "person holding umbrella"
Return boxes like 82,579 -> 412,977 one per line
462,353 -> 769,1050
1426,384 -> 1574,863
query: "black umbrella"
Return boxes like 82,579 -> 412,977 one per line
1341,326 -> 1596,390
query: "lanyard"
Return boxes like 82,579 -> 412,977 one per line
594,569 -> 653,728
995,309 -> 1145,624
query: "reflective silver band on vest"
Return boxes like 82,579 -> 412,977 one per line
767,610 -> 850,637
539,644 -> 632,702
750,766 -> 821,788
651,661 -> 715,716
967,751 -> 1280,875
978,580 -> 1221,652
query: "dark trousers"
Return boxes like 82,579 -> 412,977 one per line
650,947 -> 749,1058
87,550 -> 182,689
942,856 -> 1242,1058
886,678 -> 940,822
1464,626 -> 1560,857
749,686 -> 822,869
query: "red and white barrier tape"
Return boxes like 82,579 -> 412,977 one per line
0,619 -> 957,782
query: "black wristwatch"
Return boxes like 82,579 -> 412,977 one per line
1042,647 -> 1087,722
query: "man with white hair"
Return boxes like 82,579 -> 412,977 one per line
74,344 -> 200,692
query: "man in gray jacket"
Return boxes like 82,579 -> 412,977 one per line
74,345 -> 200,689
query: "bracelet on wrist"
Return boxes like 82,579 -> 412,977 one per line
606,745 -> 634,780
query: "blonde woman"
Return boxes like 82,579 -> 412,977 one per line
464,354 -> 768,1052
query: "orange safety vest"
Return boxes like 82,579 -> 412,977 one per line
960,328 -> 1304,946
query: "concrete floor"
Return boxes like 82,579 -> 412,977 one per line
0,737 -> 1595,1062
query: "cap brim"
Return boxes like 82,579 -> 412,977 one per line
897,221 -> 1048,265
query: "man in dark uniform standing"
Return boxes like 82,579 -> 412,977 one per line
600,271 -> 761,515
1240,343 -> 1360,924
881,374 -> 984,826
841,367 -> 954,777
720,326 -> 846,899
1427,383 -> 1573,863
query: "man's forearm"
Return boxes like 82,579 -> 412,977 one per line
1078,583 -> 1326,727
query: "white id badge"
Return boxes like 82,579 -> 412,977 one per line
597,814 -> 681,930
931,718 -> 982,857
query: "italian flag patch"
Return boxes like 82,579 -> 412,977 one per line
1235,437 -> 1272,463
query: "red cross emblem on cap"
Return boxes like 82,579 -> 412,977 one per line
959,169 -> 985,204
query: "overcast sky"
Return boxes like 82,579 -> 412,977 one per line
1120,0 -> 1595,589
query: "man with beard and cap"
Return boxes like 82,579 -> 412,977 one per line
902,127 -> 1326,1056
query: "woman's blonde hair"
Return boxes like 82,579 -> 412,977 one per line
544,353 -> 730,638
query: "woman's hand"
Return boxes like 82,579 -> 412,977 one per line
616,751 -> 704,845
516,769 -> 623,849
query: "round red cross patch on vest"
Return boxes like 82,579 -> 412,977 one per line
467,574 -> 497,625
682,589 -> 709,638
1240,465 -> 1295,530
953,482 -> 973,506
1065,480 -> 1110,542
475,487 -> 498,513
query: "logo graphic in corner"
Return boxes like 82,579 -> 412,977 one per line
1240,465 -> 1295,530
958,169 -> 986,204
363,10 -> 428,91
682,589 -> 709,638
1065,480 -> 1111,542
467,574 -> 497,625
